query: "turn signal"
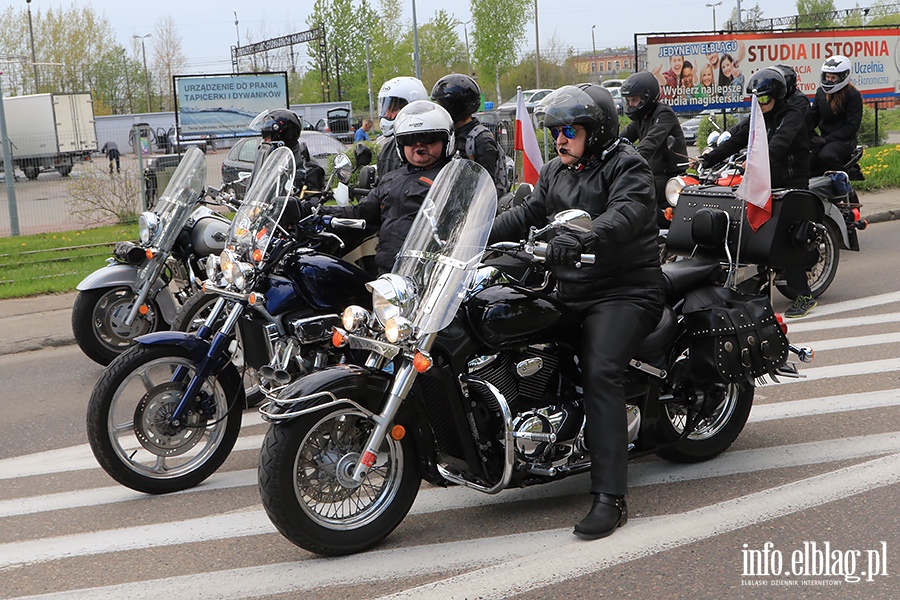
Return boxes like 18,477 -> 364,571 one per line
664,207 -> 674,221
775,312 -> 788,335
331,327 -> 348,347
390,424 -> 406,440
413,350 -> 433,373
145,248 -> 156,260
138,304 -> 149,316
251,248 -> 263,263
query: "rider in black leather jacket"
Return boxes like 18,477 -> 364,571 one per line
490,84 -> 664,541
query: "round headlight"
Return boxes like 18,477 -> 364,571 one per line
665,176 -> 687,207
231,261 -> 248,290
138,212 -> 159,245
366,274 -> 416,326
205,254 -> 219,280
220,249 -> 237,283
342,305 -> 371,333
384,316 -> 413,343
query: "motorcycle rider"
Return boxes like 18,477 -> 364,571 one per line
375,76 -> 429,178
619,71 -> 688,226
489,84 -> 664,539
774,63 -> 812,132
810,55 -> 863,176
431,73 -> 510,199
317,100 -> 454,274
698,68 -> 816,318
256,108 -> 326,192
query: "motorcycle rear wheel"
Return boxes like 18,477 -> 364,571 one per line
172,292 -> 263,408
72,286 -> 165,365
86,343 -> 243,494
655,382 -> 753,463
259,406 -> 420,556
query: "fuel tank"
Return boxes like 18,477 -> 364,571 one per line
466,282 -> 570,348
264,251 -> 374,316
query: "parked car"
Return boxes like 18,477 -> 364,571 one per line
155,126 -> 208,154
601,78 -> 625,89
221,131 -> 348,198
681,116 -> 701,145
608,86 -> 624,115
498,88 -> 554,112
315,107 -> 355,143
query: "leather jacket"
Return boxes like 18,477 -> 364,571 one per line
490,141 -> 663,300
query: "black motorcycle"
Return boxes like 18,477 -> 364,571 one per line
257,159 -> 813,556
87,147 -> 374,494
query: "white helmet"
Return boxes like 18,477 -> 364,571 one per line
378,76 -> 428,137
394,100 -> 455,164
820,55 -> 852,94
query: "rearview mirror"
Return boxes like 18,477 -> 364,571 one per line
553,209 -> 593,233
333,154 -> 353,184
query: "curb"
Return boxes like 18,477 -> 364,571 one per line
863,210 -> 900,224
0,335 -> 75,357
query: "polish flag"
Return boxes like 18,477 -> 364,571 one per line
736,95 -> 772,231
514,87 -> 543,185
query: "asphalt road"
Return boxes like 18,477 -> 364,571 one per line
0,222 -> 898,598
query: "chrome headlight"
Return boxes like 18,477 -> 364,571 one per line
665,176 -> 688,207
231,261 -> 248,290
384,316 -> 413,343
366,273 -> 416,326
205,254 -> 219,280
138,212 -> 160,245
342,305 -> 371,333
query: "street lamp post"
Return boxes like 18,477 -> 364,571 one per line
26,0 -> 38,93
534,0 -> 541,88
705,2 -> 723,30
461,21 -> 472,77
591,25 -> 597,80
122,49 -> 133,114
411,1 -> 421,80
134,34 -> 151,113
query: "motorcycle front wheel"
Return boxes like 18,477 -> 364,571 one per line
655,381 -> 753,463
72,286 -> 166,365
259,406 -> 420,556
172,292 -> 263,408
87,343 -> 243,494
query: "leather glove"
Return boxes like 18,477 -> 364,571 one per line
546,230 -> 597,266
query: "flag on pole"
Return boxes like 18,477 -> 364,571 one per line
736,95 -> 772,231
514,87 -> 543,185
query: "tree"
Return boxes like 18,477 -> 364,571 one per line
306,0 -> 367,107
867,0 -> 900,25
794,0 -> 837,29
416,9 -> 467,84
152,17 -> 187,111
470,0 -> 533,104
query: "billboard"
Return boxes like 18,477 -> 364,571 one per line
645,27 -> 900,113
173,72 -> 289,138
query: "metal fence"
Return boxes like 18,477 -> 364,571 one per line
1,127 -> 231,238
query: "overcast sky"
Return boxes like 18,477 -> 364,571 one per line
42,1 -> 867,74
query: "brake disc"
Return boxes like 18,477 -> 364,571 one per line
133,382 -> 208,456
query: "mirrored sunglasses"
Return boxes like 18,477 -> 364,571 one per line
549,125 -> 580,140
756,94 -> 773,105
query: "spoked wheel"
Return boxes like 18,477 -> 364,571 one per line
656,382 -> 753,463
259,406 -> 420,556
72,286 -> 165,365
86,344 -> 243,493
776,220 -> 840,300
172,292 -> 263,407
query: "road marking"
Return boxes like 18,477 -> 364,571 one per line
761,357 -> 900,385
1,431 -> 897,566
794,290 -> 900,320
9,453 -> 899,600
786,310 -> 900,333
794,331 -> 900,351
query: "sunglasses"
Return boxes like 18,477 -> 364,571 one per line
756,94 -> 774,105
399,133 -> 444,146
549,125 -> 582,140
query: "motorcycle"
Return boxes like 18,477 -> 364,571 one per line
72,147 -> 232,365
87,147 -> 374,494
662,133 -> 866,299
256,159 -> 813,556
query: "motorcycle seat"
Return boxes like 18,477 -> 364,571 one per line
661,257 -> 723,305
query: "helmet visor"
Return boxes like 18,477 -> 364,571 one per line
378,96 -> 408,119
534,86 -> 605,130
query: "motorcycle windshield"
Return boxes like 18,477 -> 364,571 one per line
226,146 -> 296,262
151,146 -> 207,250
394,159 -> 497,334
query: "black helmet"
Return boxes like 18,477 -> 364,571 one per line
620,72 -> 660,120
773,64 -> 798,94
746,67 -> 787,103
259,109 -> 301,146
431,74 -> 481,122
535,84 -> 619,157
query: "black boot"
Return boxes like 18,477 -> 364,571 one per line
573,493 -> 627,539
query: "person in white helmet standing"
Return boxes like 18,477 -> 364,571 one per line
810,55 -> 862,176
375,76 -> 428,178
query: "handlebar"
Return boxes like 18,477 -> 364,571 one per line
489,241 -> 595,267
323,216 -> 367,230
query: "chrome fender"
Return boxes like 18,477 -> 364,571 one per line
75,263 -> 179,325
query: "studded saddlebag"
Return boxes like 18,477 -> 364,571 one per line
682,286 -> 789,384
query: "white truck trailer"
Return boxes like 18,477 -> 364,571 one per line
1,92 -> 97,179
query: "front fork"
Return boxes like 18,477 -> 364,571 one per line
169,296 -> 243,423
